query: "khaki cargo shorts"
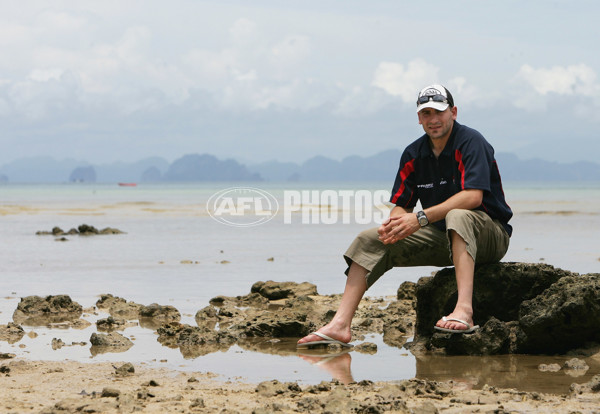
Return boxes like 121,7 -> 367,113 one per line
344,209 -> 510,289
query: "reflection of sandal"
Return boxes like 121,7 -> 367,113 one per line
434,317 -> 479,334
297,349 -> 352,358
296,332 -> 353,348
298,353 -> 348,365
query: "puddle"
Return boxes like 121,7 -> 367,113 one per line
2,310 -> 598,395
414,353 -> 599,394
1,296 -> 598,394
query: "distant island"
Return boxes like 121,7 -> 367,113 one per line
0,150 -> 599,183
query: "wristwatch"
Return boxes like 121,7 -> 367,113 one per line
416,210 -> 429,227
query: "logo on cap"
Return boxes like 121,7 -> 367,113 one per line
422,88 -> 442,96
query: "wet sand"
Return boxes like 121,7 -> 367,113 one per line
1,359 -> 599,413
2,289 -> 600,413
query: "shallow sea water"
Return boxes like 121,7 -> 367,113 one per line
1,182 -> 599,393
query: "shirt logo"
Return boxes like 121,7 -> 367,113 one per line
417,180 -> 448,190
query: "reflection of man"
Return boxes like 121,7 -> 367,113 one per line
298,352 -> 354,384
298,84 -> 513,347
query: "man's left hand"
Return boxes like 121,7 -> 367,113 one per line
378,213 -> 420,244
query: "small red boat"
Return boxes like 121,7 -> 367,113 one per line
118,183 -> 137,187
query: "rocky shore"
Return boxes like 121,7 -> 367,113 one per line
0,359 -> 598,413
1,262 -> 600,413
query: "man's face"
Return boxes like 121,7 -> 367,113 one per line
417,106 -> 457,141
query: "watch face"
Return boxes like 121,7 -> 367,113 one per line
418,217 -> 428,226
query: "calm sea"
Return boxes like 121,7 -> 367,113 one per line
1,182 -> 599,391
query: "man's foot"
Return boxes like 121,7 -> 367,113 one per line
435,311 -> 475,332
297,327 -> 351,347
434,316 -> 479,333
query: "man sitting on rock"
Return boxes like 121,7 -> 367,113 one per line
298,84 -> 513,347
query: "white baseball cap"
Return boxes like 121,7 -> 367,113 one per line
416,84 -> 454,112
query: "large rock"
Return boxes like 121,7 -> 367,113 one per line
227,310 -> 314,338
138,303 -> 181,329
96,294 -> 143,320
204,292 -> 318,339
96,316 -> 136,332
78,224 -> 99,235
90,332 -> 133,347
250,280 -> 318,300
89,332 -> 134,356
0,323 -> 25,344
414,263 -> 572,338
194,306 -> 219,330
411,263 -> 600,355
519,273 -> 600,353
203,285 -> 322,339
12,295 -> 83,326
156,323 -> 236,358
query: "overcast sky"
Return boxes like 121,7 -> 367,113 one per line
1,0 -> 599,165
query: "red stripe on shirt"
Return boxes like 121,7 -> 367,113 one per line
455,149 -> 465,189
391,158 -> 415,205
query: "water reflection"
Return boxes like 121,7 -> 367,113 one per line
414,353 -> 599,394
232,338 -> 599,393
297,351 -> 354,385
233,338 -> 355,384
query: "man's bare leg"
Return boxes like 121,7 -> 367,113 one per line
436,230 -> 475,331
297,261 -> 368,345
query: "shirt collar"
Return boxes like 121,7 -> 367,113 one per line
418,121 -> 459,158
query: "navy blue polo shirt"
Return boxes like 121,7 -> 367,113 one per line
390,121 -> 513,236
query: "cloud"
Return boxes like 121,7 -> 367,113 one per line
332,85 -> 395,116
0,13 -> 328,118
29,68 -> 64,82
36,10 -> 87,32
270,35 -> 311,65
368,60 -> 476,111
516,63 -> 598,95
7,70 -> 82,120
229,18 -> 258,46
512,64 -> 600,113
1,1 -> 599,166
114,26 -> 152,64
0,8 -> 418,121
0,22 -> 33,47
183,48 -> 238,86
371,59 -> 440,102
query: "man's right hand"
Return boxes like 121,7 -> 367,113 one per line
377,216 -> 401,239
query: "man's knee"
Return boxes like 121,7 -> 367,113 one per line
445,209 -> 475,228
446,209 -> 508,263
446,210 -> 491,237
355,227 -> 380,245
345,226 -> 384,265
